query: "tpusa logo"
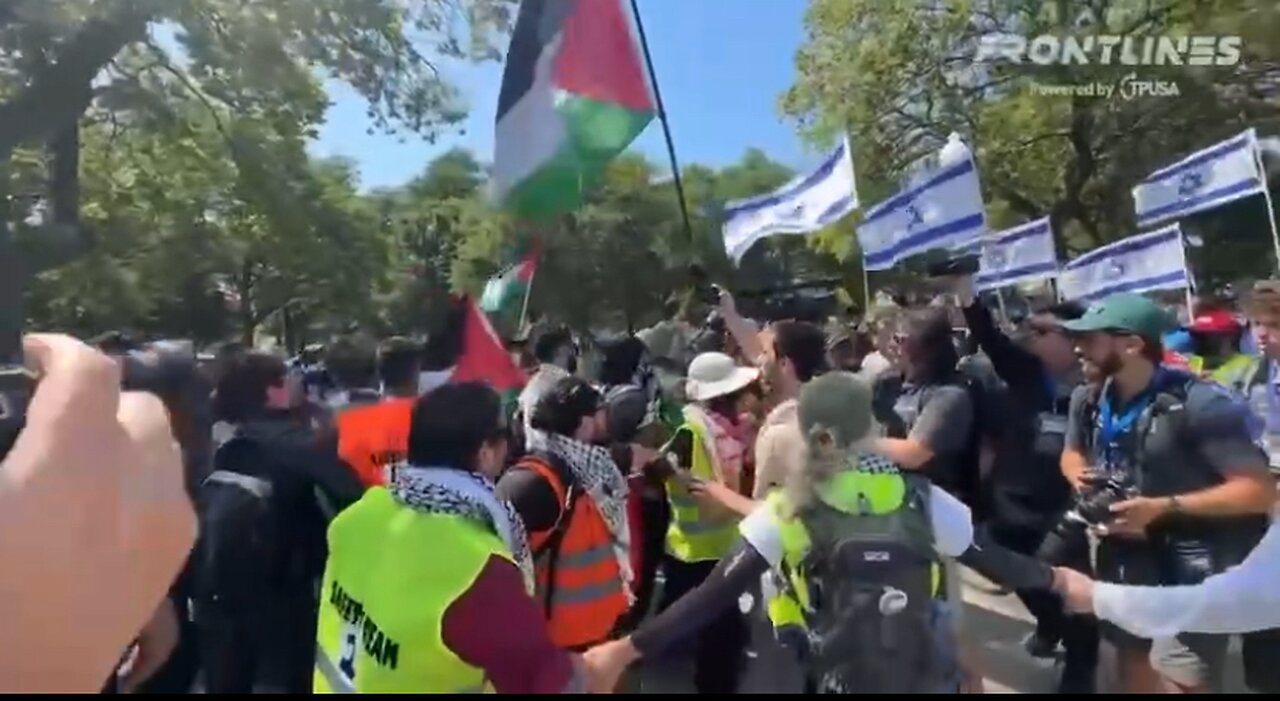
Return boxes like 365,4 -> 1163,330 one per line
1118,73 -> 1180,100
973,2 -> 1242,67
1029,74 -> 1180,100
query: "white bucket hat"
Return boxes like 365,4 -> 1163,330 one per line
685,352 -> 760,402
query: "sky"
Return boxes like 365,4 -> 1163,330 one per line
310,0 -> 816,191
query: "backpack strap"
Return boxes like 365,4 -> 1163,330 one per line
1132,380 -> 1198,488
513,452 -> 583,615
1087,378 -> 1193,487
1080,383 -> 1105,456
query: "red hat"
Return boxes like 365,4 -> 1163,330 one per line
1188,310 -> 1242,335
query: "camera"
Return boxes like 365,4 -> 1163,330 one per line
1038,472 -> 1138,567
0,339 -> 213,495
698,282 -> 723,307
925,253 -> 981,278
0,365 -> 31,461
119,341 -> 215,493
1065,472 -> 1139,526
687,263 -> 722,307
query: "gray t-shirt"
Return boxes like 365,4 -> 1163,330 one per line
890,382 -> 974,499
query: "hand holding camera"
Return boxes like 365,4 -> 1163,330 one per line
0,334 -> 196,692
1070,470 -> 1137,526
1096,496 -> 1175,539
925,254 -> 980,307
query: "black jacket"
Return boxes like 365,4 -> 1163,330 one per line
961,301 -> 1072,529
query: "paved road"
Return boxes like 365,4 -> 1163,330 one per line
632,568 -> 1253,694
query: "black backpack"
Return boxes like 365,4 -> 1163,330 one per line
193,435 -> 307,609
793,473 -> 957,694
954,365 -> 1010,516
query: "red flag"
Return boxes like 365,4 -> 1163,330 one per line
451,296 -> 527,391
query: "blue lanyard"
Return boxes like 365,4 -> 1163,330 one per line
1097,371 -> 1164,465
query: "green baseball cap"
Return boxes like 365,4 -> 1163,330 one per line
1061,292 -> 1173,339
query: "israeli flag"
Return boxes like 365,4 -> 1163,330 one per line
970,217 -> 1058,291
721,138 -> 858,263
1133,129 -> 1265,228
1058,224 -> 1189,302
857,137 -> 987,270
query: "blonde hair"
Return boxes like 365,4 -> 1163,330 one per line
782,421 -> 871,517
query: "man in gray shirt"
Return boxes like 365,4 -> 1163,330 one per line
871,309 -> 978,505
1058,292 -> 1274,693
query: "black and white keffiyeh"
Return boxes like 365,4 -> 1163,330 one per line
393,466 -> 536,594
524,430 -> 634,594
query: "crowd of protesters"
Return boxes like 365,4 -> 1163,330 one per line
9,273 -> 1280,694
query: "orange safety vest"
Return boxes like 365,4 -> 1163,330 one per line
335,398 -> 414,487
519,454 -> 629,650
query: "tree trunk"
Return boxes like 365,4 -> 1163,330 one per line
237,261 -> 257,346
0,2 -> 154,155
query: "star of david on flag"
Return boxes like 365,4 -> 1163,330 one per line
856,135 -> 987,271
1058,224 -> 1189,302
970,217 -> 1059,292
1133,129 -> 1265,228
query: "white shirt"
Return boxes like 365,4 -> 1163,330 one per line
739,480 -> 975,569
1093,517 -> 1280,637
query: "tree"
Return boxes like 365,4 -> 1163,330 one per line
21,90 -> 391,345
375,147 -> 500,334
783,0 -> 1280,272
2,0 -> 514,269
406,147 -> 487,201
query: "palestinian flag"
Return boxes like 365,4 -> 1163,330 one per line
421,296 -> 527,394
492,0 -> 655,219
480,248 -> 539,316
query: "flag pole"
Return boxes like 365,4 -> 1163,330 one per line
994,287 -> 1011,326
517,237 -> 542,334
1254,140 -> 1280,272
518,263 -> 537,332
860,257 -> 872,314
629,0 -> 695,244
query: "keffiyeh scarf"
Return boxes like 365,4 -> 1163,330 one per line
631,360 -> 665,428
682,404 -> 744,491
393,466 -> 536,594
524,430 -> 634,595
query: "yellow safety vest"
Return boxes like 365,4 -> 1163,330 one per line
314,487 -> 508,694
664,415 -> 741,563
1189,353 -> 1260,392
763,468 -> 942,633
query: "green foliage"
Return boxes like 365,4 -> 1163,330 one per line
783,0 -> 1280,287
2,0 -> 515,348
